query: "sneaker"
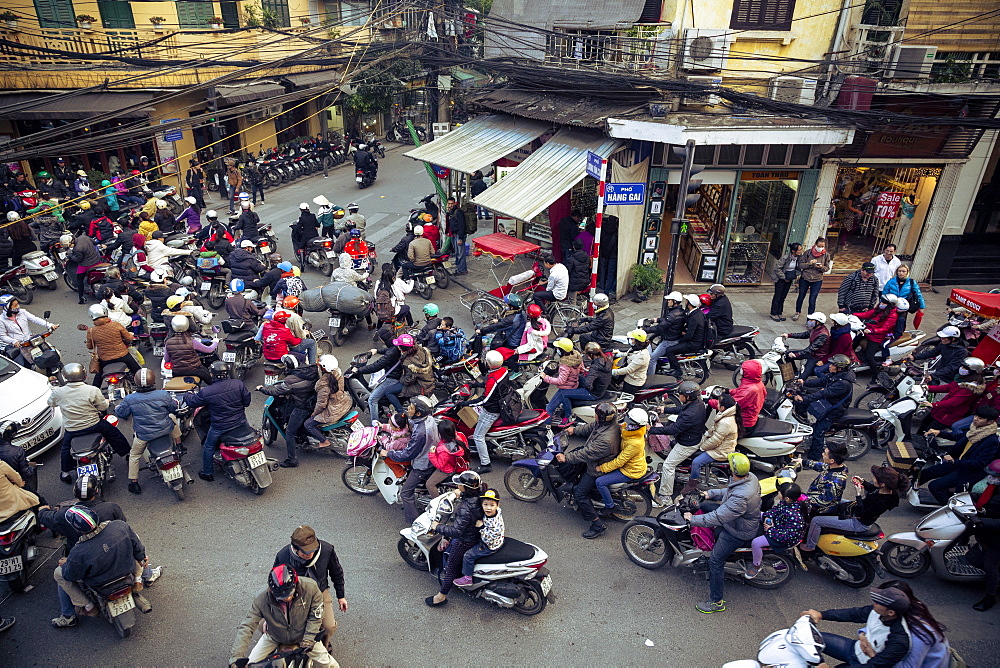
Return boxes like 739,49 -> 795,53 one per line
51,615 -> 77,628
144,566 -> 162,585
696,600 -> 726,614
744,563 -> 762,579
0,617 -> 15,632
476,464 -> 492,474
792,313 -> 800,321
453,575 -> 473,587
582,522 -> 607,539
128,481 -> 142,494
652,496 -> 670,509
75,605 -> 99,617
60,472 -> 72,484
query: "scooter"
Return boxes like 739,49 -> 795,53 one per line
504,431 -> 659,522
356,166 -> 374,189
712,325 -> 762,371
197,268 -> 228,310
519,363 -> 630,424
301,236 -> 337,276
200,420 -> 277,495
11,317 -> 62,377
20,250 -> 60,290
260,394 -> 361,458
411,265 -> 437,300
83,573 -> 147,639
767,386 -> 886,461
327,306 -> 365,347
99,359 -> 135,406
340,424 -> 446,510
141,433 -> 192,502
848,314 -> 928,373
435,386 -> 551,461
0,508 -> 40,593
734,336 -> 798,391
398,488 -> 554,615
70,415 -> 120,485
149,322 -> 168,357
721,615 -> 825,668
0,264 -> 32,304
220,318 -> 261,381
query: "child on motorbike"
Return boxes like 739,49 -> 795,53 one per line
746,482 -> 807,579
426,420 -> 470,498
454,489 -> 505,587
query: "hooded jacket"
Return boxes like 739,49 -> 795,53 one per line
541,350 -> 583,389
731,360 -> 765,428
230,577 -> 325,664
914,340 -> 967,383
699,404 -> 739,461
145,238 -> 190,269
689,473 -> 762,541
581,353 -> 613,398
260,365 -> 320,410
611,344 -> 650,386
399,345 -> 435,398
597,424 -> 648,479
517,318 -> 551,361
61,519 -> 146,587
389,415 -> 439,469
565,249 -> 592,292
928,379 -> 985,426
312,367 -> 351,424
565,418 -> 622,477
828,324 -> 858,362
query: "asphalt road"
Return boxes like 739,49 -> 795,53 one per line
1,146 -> 996,667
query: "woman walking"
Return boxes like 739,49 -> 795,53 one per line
770,243 -> 802,322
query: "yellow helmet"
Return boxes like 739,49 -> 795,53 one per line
627,329 -> 648,343
79,200 -> 91,210
420,212 -> 434,223
331,208 -> 346,220
727,452 -> 751,477
165,295 -> 184,310
553,337 -> 574,354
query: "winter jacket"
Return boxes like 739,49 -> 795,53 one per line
399,345 -> 435,398
565,249 -> 591,292
261,366 -> 320,410
227,248 -> 266,280
38,498 -> 124,550
788,324 -> 831,361
62,520 -> 145,587
87,216 -> 115,243
480,312 -> 527,349
828,324 -> 859,363
732,360 -> 765,428
234,210 -> 261,240
928,380 -> 985,426
437,494 -> 485,543
597,425 -> 647,479
690,473 -> 762,541
164,331 -> 203,373
183,378 -> 252,432
69,234 -> 102,269
882,275 -> 925,309
571,307 -> 615,348
762,499 -> 807,548
611,344 -> 650,387
225,295 -> 264,321
564,419 -> 622,477
261,321 -> 301,361
312,368 -> 351,425
517,318 -> 551,361
230,577 -> 325,664
274,540 -> 346,598
378,420 -> 411,452
817,605 -> 910,668
805,461 -> 849,514
357,345 -> 404,380
581,354 -> 613,399
0,441 -> 30,482
114,389 -> 178,440
647,306 -> 685,342
541,351 -> 583,390
176,206 -> 201,233
797,248 -> 831,283
650,398 -> 708,448
0,461 -> 38,522
699,404 -> 739,461
406,237 -> 434,267
973,378 -> 1000,414
854,306 -> 898,344
428,433 -> 470,474
915,340 -> 967,383
0,309 -> 54,346
48,382 -> 109,431
708,295 -> 734,340
770,251 -> 800,282
145,239 -> 190,269
941,431 -> 999,478
86,317 -> 133,361
138,219 -> 158,240
466,366 -> 509,415
838,270 -> 879,312
802,369 -> 855,419
678,308 -> 706,347
389,415 -> 439,470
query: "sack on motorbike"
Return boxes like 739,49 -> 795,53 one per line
319,282 -> 373,316
298,287 -> 327,312
690,510 -> 716,551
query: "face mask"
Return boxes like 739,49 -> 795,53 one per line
814,245 -> 824,252
878,304 -> 888,310
806,320 -> 817,328
8,308 -> 18,315
958,368 -> 971,376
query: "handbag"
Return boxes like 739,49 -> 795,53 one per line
86,329 -> 100,374
908,284 -> 920,313
807,391 -> 850,421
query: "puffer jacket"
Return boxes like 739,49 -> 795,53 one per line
312,368 -> 351,424
260,366 -> 320,410
612,344 -> 650,386
564,248 -> 591,292
164,331 -> 201,373
571,307 -> 615,348
145,239 -> 190,268
597,424 -> 648,479
854,306 -> 897,344
565,419 -> 622,477
882,275 -> 926,309
730,359 -> 765,428
399,345 -> 435,398
699,404 -> 739,461
803,369 -> 856,419
437,494 -> 485,543
61,520 -> 146,587
517,318 -> 551,361
647,306 -> 685,342
114,389 -> 178,440
183,378 -> 252,432
86,317 -> 133,361
230,577 -> 325,664
261,321 -> 301,361
915,340 -> 967,383
689,473 -> 762,541
928,379 -> 985,425
227,248 -> 266,280
581,353 -> 613,398
541,350 -> 583,389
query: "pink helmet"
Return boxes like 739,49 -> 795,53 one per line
393,333 -> 415,348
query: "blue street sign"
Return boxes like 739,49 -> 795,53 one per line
586,151 -> 602,180
160,118 -> 182,142
605,183 -> 646,205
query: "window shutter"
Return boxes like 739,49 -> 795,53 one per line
220,0 -> 239,28
33,0 -> 76,29
98,0 -> 135,29
261,0 -> 291,28
730,0 -> 796,31
175,0 -> 214,29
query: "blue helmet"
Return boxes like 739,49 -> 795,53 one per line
64,505 -> 99,533
277,261 -> 293,272
229,278 -> 245,293
350,228 -> 362,238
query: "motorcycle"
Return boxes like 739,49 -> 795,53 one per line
519,361 -> 630,424
852,326 -> 929,373
363,132 -> 386,158
197,267 -> 228,310
262,360 -> 285,387
712,325 -> 761,371
733,336 -> 798,392
435,386 -> 551,461
149,322 -> 168,357
83,572 -> 147,638
355,166 -> 375,189
398,487 -> 553,615
0,508 -> 40,593
408,193 -> 440,227
260,394 -> 361,458
63,262 -> 114,300
197,418 -> 277,495
721,615 -> 825,668
300,236 -> 337,276
386,120 -> 427,144
12,317 -> 63,377
341,425 -> 411,504
411,265 -> 437,300
343,353 -> 393,421
100,359 -> 136,407
70,415 -> 120,486
0,264 -> 33,304
141,432 -> 192,501
327,306 -> 365,347
504,431 -> 659,522
765,385 -> 885,461
21,250 -> 60,290
220,318 -> 262,381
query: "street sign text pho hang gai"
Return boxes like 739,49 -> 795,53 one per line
605,183 -> 646,205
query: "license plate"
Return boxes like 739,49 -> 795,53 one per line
107,387 -> 125,401
247,451 -> 267,468
469,365 -> 482,379
426,395 -> 439,407
356,176 -> 363,183
264,374 -> 280,386
107,595 -> 135,617
222,352 -> 237,363
311,329 -> 325,339
27,426 -> 54,447
200,281 -> 211,291
0,555 -> 23,575
426,275 -> 435,284
326,250 -> 337,258
19,276 -> 32,286
259,245 -> 271,254
540,575 -> 552,596
44,272 -> 58,280
153,346 -> 164,357
329,316 -> 341,327
161,465 -> 183,482
77,463 -> 99,478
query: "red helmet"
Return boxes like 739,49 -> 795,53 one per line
268,564 -> 298,599
527,304 -> 543,318
282,296 -> 299,310
699,294 -> 713,306
131,169 -> 140,175
273,311 -> 290,324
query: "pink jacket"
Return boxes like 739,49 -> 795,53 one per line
541,351 -> 583,389
854,307 -> 898,344
517,318 -> 551,362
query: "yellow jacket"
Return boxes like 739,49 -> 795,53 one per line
597,424 -> 648,479
139,219 -> 159,240
141,197 -> 158,219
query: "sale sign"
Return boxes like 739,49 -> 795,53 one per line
875,191 -> 903,219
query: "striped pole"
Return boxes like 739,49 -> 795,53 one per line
588,158 -> 608,316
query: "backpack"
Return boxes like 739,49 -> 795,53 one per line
436,328 -> 466,361
373,284 -> 395,322
283,276 -> 305,297
122,248 -> 142,275
496,377 -> 523,424
703,316 -> 718,350
461,202 -> 477,235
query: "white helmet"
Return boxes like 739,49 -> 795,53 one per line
206,209 -> 218,219
937,325 -> 961,339
319,354 -> 339,372
59,233 -> 73,247
347,202 -> 359,212
484,350 -> 504,369
240,239 -> 255,248
895,298 -> 909,311
184,196 -> 196,205
6,211 -> 20,222
625,407 -> 650,427
299,202 -> 309,210
88,304 -> 108,320
666,291 -> 682,303
245,289 -> 259,300
806,312 -> 827,324
847,314 -> 865,332
829,312 -> 850,326
683,294 -> 701,308
413,225 -> 424,236
155,199 -> 167,209
593,293 -> 609,309
170,315 -> 189,333
150,267 -> 169,283
179,275 -> 195,287
238,192 -> 250,201
881,294 -> 899,306
357,143 -> 367,150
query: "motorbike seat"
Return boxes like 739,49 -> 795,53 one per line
642,375 -> 680,390
838,408 -> 877,425
746,417 -> 796,438
715,326 -> 755,345
145,434 -> 174,455
90,573 -> 136,599
222,423 -> 259,446
474,537 -> 537,565
764,388 -> 784,412
827,523 -> 882,540
221,319 -> 251,334
226,330 -> 256,343
163,377 -> 199,391
0,508 -> 32,532
608,471 -> 660,491
101,362 -> 129,376
70,433 -> 104,455
894,332 -> 915,346
495,409 -> 544,427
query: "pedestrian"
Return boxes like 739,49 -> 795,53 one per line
770,242 -> 802,322
185,159 -> 206,209
793,237 -> 831,320
225,159 -> 242,214
838,261 -> 880,314
597,214 -> 619,296
555,210 -> 583,263
870,243 -> 901,292
881,264 -> 925,338
245,160 -> 265,205
446,196 -> 468,275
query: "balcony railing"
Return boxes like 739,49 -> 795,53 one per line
544,28 -> 672,72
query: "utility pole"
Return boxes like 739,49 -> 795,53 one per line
661,139 -> 703,318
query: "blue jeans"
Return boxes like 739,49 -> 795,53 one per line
648,339 -> 677,376
598,254 -> 617,296
284,406 -> 310,462
805,515 -> 868,549
690,451 -> 715,480
545,387 -> 596,423
304,416 -> 328,441
368,379 -> 403,425
595,469 -> 632,509
461,541 -> 499,577
795,279 -> 822,315
821,633 -> 858,663
951,416 -> 974,434
291,339 -> 316,364
473,409 -> 499,465
453,235 -> 467,273
709,527 -> 746,603
807,413 -> 836,461
201,424 -> 225,476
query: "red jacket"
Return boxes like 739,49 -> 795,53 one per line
854,307 -> 898,344
423,224 -> 440,252
974,379 -> 1000,414
428,433 -> 469,473
827,325 -> 858,363
929,380 -> 985,426
261,321 -> 301,361
730,359 -> 765,427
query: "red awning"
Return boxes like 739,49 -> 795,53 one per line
473,233 -> 540,261
949,289 -> 1000,319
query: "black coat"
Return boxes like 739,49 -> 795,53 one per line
803,369 -> 856,419
260,366 -> 320,410
651,398 -> 708,447
274,540 -> 346,598
235,210 -> 261,240
184,378 -> 252,431
916,340 -> 967,383
708,295 -> 734,340
565,249 -> 592,292
648,306 -> 685,342
678,308 -> 706,347
227,248 -> 266,280
39,499 -> 126,550
437,495 -> 485,543
356,346 -> 403,380
0,441 -> 30,481
572,308 -> 615,348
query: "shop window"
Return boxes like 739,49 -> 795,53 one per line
735,179 -> 797,260
742,145 -> 765,165
97,0 -> 135,29
766,145 -> 789,166
33,0 -> 75,29
694,144 -> 716,164
176,1 -> 214,28
718,144 -> 741,165
730,0 -> 795,31
789,144 -> 811,166
261,0 -> 291,28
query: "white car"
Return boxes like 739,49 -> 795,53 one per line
0,355 -> 64,459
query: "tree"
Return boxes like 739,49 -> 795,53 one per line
344,59 -> 421,115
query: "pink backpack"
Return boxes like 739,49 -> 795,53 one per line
346,425 -> 379,457
690,510 -> 716,551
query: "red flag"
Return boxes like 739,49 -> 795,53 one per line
914,309 -> 924,330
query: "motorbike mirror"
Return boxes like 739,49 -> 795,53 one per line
43,311 -> 51,319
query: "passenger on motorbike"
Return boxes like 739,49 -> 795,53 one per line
0,420 -> 32,487
612,329 -> 650,395
39,474 -> 125,550
918,357 -> 987,434
153,200 -> 174,234
225,279 -> 265,321
567,293 -> 615,349
27,205 -> 66,253
195,240 -> 226,278
184,361 -> 251,482
539,337 -> 582,393
258,353 -> 320,468
476,294 -> 527,353
422,472 -> 485,608
456,349 -> 510,474
784,312 -> 831,379
145,231 -> 192,270
353,333 -> 408,425
261,310 -> 315,364
680,394 -> 741,495
426,419 -> 471,498
383,396 -> 440,525
594,407 -> 650,512
545,342 -> 613,426
803,442 -> 850,514
907,325 -> 967,384
163,315 -> 216,384
292,203 -> 319,265
413,302 -> 443,355
815,312 -> 858,376
303,354 -> 351,449
853,293 -> 899,371
402,225 -> 434,279
390,222 -> 416,269
85,204 -> 115,244
353,143 -> 378,180
233,200 -> 261,241
96,286 -> 133,329
344,202 -> 365,233
398,334 -> 435,402
556,401 -> 622,539
651,381 -> 709,506
274,262 -> 306,303
706,284 -> 733,340
0,458 -> 39,524
918,405 -> 999,505
507,304 -> 551,365
433,317 -> 466,363
330,251 -> 369,286
0,294 -> 58,367
115,368 -> 181,494
802,587 -> 914,667
372,263 -> 414,327
645,291 -> 685,376
144,268 -> 178,323
664,294 -> 707,379
795,354 -> 856,461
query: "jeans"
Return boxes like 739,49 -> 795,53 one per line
249,182 -> 265,205
200,424 -> 225,476
647,339 -> 677,376
533,290 -> 557,307
598,254 -> 617,296
804,515 -> 868,549
893,311 -> 908,339
60,419 -> 131,473
304,416 -> 330,441
708,527 -> 746,603
284,406 -> 310,462
368,379 -> 403,425
462,541 -> 499,577
795,279 -> 822,315
797,357 -> 819,380
228,187 -> 240,213
951,416 -> 974,434
401,466 -> 435,525
595,469 -> 633,509
771,279 -> 793,316
807,413 -> 836,461
575,471 -> 600,523
452,235 -> 467,273
473,409 -> 499,465
92,353 -> 142,387
820,633 -> 859,664
690,451 -> 715,480
291,338 -> 316,364
546,387 -> 596,423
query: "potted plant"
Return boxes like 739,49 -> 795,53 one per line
76,14 -> 96,29
149,16 -> 167,29
0,11 -> 18,29
299,16 -> 312,26
209,16 -> 224,29
628,261 -> 665,301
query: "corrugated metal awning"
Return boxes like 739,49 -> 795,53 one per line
284,70 -> 343,88
472,128 -> 622,222
0,92 -> 155,120
215,82 -> 285,106
403,115 -> 551,174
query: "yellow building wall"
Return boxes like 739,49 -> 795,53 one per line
906,0 -> 1000,52
241,117 -> 278,155
148,93 -> 200,190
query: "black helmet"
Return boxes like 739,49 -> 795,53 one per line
829,354 -> 853,370
409,396 -> 434,417
595,401 -> 617,422
453,470 -> 482,490
281,353 -> 300,370
210,360 -> 230,380
0,420 -> 17,442
268,563 -> 299,599
676,381 -> 701,399
74,473 -> 101,501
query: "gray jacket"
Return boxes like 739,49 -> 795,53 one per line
565,419 -> 621,477
48,382 -> 109,431
770,251 -> 800,283
689,474 -> 761,541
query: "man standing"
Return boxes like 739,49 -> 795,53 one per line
870,244 -> 900,292
446,197 -> 468,275
273,526 -> 347,650
225,159 -> 243,215
837,262 -> 879,313
556,401 -> 621,539
556,210 -> 583,263
184,361 -> 253,482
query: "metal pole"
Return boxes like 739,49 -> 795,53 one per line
588,158 -> 607,316
662,138 -> 695,318
171,140 -> 183,195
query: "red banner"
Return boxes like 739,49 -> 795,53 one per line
875,191 -> 903,219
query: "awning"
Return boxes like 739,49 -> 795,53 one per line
950,289 -> 1000,319
215,82 -> 285,106
403,114 -> 551,174
473,233 -> 541,261
472,128 -> 622,222
283,70 -> 343,88
0,91 -> 155,120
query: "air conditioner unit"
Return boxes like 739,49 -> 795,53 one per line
683,75 -> 723,105
247,104 -> 282,121
681,28 -> 732,71
886,45 -> 937,79
247,109 -> 267,121
768,76 -> 818,105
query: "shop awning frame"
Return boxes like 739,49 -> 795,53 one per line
0,91 -> 156,120
215,82 -> 285,106
471,127 -> 622,222
403,114 -> 551,175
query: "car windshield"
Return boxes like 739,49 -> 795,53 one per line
0,355 -> 19,380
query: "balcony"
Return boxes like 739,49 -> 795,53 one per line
543,27 -> 672,73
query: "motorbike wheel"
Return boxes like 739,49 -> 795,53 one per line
342,463 -> 379,494
621,521 -> 670,569
249,474 -> 266,495
718,342 -> 756,371
7,283 -> 31,304
261,418 -> 277,446
522,432 -> 547,459
416,281 -> 433,300
266,171 -> 281,187
503,465 -> 546,502
331,328 -> 347,347
512,580 -> 547,615
63,271 -> 77,291
326,432 -> 351,459
681,359 -> 709,385
827,427 -> 873,461
207,281 -> 226,310
854,389 -> 891,410
433,266 -> 450,289
319,259 -> 333,276
610,488 -> 652,522
208,173 -> 220,192
880,543 -> 931,577
470,297 -> 503,328
397,536 -> 429,570
349,380 -> 371,412
172,483 -> 186,502
746,552 -> 796,589
833,556 -> 877,588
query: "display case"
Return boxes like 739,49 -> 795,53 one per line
681,220 -> 720,282
723,233 -> 769,285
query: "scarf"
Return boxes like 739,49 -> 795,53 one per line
976,484 -> 997,510
961,422 -> 999,458
811,246 -> 825,257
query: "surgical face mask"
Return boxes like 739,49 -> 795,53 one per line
878,303 -> 888,310
989,475 -> 1000,486
958,367 -> 971,376
806,320 -> 817,328
8,308 -> 18,315
813,245 -> 824,252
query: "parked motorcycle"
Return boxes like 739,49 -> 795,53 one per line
721,615 -> 825,668
141,433 -> 192,501
881,492 -> 983,582
0,264 -> 33,304
0,508 -> 40,593
260,394 -> 360,458
70,415 -> 120,485
21,250 -> 60,290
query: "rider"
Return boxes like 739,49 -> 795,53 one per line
611,329 -> 651,396
233,200 -> 262,241
292,202 -> 320,265
557,401 -> 622,539
385,396 -> 439,524
795,353 -> 856,461
225,279 -> 265,321
143,268 -> 177,323
0,421 -> 32,487
163,315 -> 216,384
144,231 -> 192,269
313,196 -> 339,237
908,325 -> 967,384
0,294 -> 58,367
184,361 -> 252,482
706,284 -> 734,341
403,225 -> 434,279
343,202 -> 366,233
353,333 -> 408,425
114,368 -> 180,495
352,143 -> 378,180
651,381 -> 709,506
274,262 -> 305,303
594,408 -> 650,514
664,294 -> 707,379
424,471 -> 485,607
38,474 -> 125,551
567,293 -> 615,350
533,254 -> 568,308
804,441 -> 850,514
854,293 -> 899,371
645,291 -> 686,376
476,294 -> 527,352
230,564 -> 336,667
262,310 -> 315,365
457,350 -> 509,474
545,342 -> 613,425
784,312 -> 831,379
257,354 -> 321,469
85,303 -> 142,384
414,303 -> 442,356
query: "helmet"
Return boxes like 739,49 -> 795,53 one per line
238,192 -> 250,201
484,350 -> 504,369
6,211 -> 19,222
677,381 -> 701,399
229,278 -> 245,293
709,284 -> 726,296
155,199 -> 167,209
76,169 -> 87,177
419,213 -> 433,223
410,395 -> 434,417
79,201 -> 90,210
0,420 -> 17,442
985,459 -> 1000,476
727,452 -> 751,477
62,363 -> 86,383
100,179 -> 112,186
625,407 -> 650,428
64,505 -> 99,534
74,473 -> 100,501
830,312 -> 850,326
357,143 -> 367,150
131,169 -> 140,175
150,267 -> 168,283
245,289 -> 259,300
240,239 -> 255,249
347,202 -> 359,212
683,294 -> 701,308
350,228 -> 361,238
595,401 -> 618,422
0,295 -> 13,310
180,275 -> 195,287
527,304 -> 543,319
273,311 -> 290,324
413,225 -> 424,236
171,315 -> 190,332
699,294 -> 713,307
206,210 -> 218,219
895,298 -> 909,311
134,367 -> 156,389
59,234 -> 73,247
88,304 -> 108,320
277,261 -> 293,272
453,470 -> 482,490
319,354 -> 339,372
422,303 -> 439,317
963,357 -> 986,373
553,338 -> 574,354
268,564 -> 299,600
37,170 -> 50,179
281,353 -> 300,370
666,291 -> 682,303
627,329 -> 648,343
829,353 -> 853,369
393,333 -> 415,348
881,294 -> 899,306
806,312 -> 827,324
165,295 -> 184,310
299,202 -> 309,210
937,326 -> 961,339
282,296 -> 299,310
584,342 -> 602,355
504,294 -> 523,309
592,293 -> 609,309
210,360 -> 229,380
